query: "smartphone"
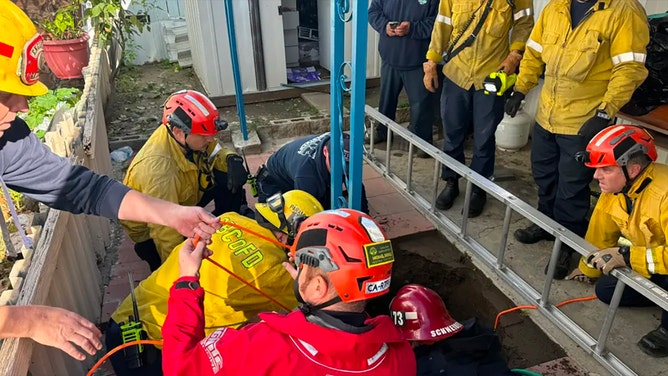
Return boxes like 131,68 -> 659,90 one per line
389,21 -> 399,29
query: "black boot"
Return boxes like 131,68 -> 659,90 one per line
544,245 -> 574,280
514,223 -> 555,244
436,178 -> 459,210
638,326 -> 668,357
467,190 -> 487,218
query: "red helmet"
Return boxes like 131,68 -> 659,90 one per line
291,209 -> 393,303
162,90 -> 227,136
581,125 -> 657,168
389,284 -> 463,342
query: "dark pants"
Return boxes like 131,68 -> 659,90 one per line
105,319 -> 162,376
378,62 -> 435,143
440,77 -> 505,186
595,274 -> 668,329
530,123 -> 594,237
133,168 -> 246,271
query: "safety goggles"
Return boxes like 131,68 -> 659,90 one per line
18,34 -> 43,86
266,192 -> 307,238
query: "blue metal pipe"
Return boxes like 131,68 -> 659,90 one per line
347,0 -> 368,210
223,0 -> 248,140
329,0 -> 346,209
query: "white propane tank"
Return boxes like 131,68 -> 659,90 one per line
495,104 -> 532,151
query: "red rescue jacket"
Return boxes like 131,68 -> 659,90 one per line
162,277 -> 416,375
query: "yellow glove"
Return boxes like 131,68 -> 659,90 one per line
423,61 -> 439,93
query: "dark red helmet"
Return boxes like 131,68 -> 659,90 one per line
389,284 -> 463,342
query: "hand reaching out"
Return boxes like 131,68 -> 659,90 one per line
21,305 -> 102,360
179,238 -> 213,278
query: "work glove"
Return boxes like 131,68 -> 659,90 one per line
226,154 -> 248,194
504,91 -> 525,117
586,246 -> 631,275
497,50 -> 523,75
578,109 -> 612,142
423,60 -> 439,93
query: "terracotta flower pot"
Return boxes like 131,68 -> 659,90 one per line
43,33 -> 90,79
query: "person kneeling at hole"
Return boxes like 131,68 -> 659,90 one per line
106,190 -> 323,376
390,284 -> 518,375
161,209 -> 415,375
122,90 -> 250,271
566,125 -> 668,358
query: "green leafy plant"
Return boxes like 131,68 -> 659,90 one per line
19,88 -> 82,140
39,3 -> 85,41
86,0 -> 156,47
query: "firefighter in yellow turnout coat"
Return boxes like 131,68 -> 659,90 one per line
505,0 -> 650,279
107,190 -> 324,375
568,125 -> 668,358
424,0 -> 534,218
122,90 -> 249,271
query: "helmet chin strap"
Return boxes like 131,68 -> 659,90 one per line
166,125 -> 195,158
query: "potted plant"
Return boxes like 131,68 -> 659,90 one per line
40,3 -> 90,80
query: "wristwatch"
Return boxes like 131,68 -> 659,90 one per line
175,280 -> 200,290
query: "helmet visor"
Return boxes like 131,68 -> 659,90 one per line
19,34 -> 43,86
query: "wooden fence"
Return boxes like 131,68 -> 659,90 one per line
0,45 -> 115,375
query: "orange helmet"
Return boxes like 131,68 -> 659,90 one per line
580,125 -> 657,168
0,0 -> 48,96
291,209 -> 394,303
162,90 -> 227,136
389,284 -> 463,342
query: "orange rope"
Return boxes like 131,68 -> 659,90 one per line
494,295 -> 599,330
555,295 -> 597,308
87,339 -> 163,376
204,256 -> 291,311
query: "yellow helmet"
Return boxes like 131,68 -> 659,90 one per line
255,190 -> 324,239
0,0 -> 48,96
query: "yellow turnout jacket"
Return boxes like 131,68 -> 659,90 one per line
112,212 -> 299,342
515,0 -> 649,134
579,164 -> 668,278
426,0 -> 534,90
121,125 -> 235,261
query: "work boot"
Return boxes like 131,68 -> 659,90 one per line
544,245 -> 574,280
514,223 -> 555,244
638,326 -> 668,358
436,178 -> 459,210
467,190 -> 487,218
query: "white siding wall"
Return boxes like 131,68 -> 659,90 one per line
183,0 -> 261,96
128,0 -> 186,65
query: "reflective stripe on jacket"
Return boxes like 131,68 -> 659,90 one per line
426,0 -> 534,90
112,212 -> 298,342
579,164 -> 668,278
515,0 -> 649,135
121,125 -> 235,261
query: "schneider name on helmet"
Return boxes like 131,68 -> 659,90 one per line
121,89 -> 250,271
162,209 -> 416,375
567,124 -> 668,358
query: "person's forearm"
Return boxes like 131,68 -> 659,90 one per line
0,306 -> 33,339
117,190 -> 177,226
